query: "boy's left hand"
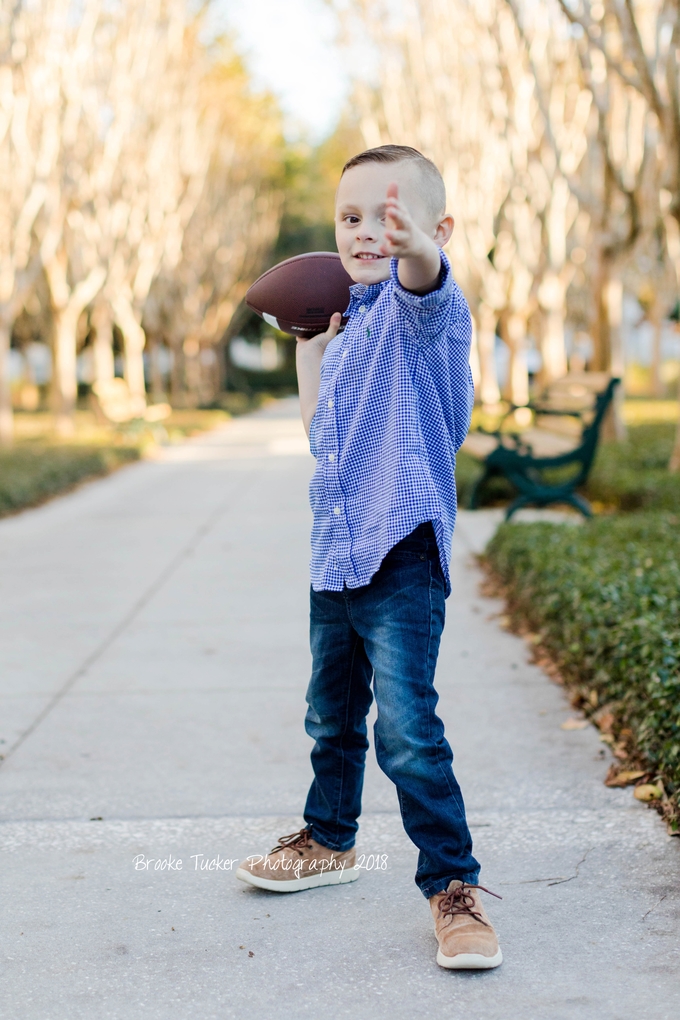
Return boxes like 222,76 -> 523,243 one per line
380,182 -> 443,294
380,183 -> 431,260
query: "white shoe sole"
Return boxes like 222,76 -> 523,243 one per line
436,948 -> 503,970
236,865 -> 359,893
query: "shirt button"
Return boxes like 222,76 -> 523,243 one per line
333,506 -> 341,515
328,453 -> 335,462
342,350 -> 348,358
359,304 -> 367,312
327,398 -> 334,408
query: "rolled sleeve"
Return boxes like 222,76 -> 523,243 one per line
389,250 -> 454,344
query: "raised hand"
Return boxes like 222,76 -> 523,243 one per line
380,182 -> 428,260
380,181 -> 447,293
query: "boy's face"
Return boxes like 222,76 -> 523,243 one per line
335,161 -> 440,285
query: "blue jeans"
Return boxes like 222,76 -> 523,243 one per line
303,522 -> 480,898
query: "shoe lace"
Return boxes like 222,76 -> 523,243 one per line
438,883 -> 502,927
269,827 -> 314,856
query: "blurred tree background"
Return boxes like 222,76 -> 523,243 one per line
0,0 -> 679,469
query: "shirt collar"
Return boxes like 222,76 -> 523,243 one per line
348,278 -> 390,310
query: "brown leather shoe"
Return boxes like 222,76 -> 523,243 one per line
429,880 -> 503,969
236,827 -> 358,893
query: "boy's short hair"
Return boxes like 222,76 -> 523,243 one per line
341,144 -> 446,218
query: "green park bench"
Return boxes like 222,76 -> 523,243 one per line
468,376 -> 621,519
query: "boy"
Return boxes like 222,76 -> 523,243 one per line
236,145 -> 502,971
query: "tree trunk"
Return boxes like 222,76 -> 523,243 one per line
51,305 -> 81,435
148,336 -> 165,402
649,299 -> 663,398
476,304 -> 501,409
0,317 -> 13,446
112,297 -> 147,409
170,338 -> 184,404
44,259 -> 106,434
664,213 -> 680,470
91,302 -> 115,386
537,272 -> 568,383
592,253 -> 612,373
602,276 -> 627,442
469,317 -> 482,393
670,371 -> 680,472
503,312 -> 530,407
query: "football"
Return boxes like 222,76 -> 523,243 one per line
245,252 -> 353,339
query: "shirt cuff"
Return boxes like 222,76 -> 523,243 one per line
389,248 -> 453,310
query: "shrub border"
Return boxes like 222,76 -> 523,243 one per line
480,557 -> 680,837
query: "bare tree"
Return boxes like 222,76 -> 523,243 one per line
0,0 -> 62,443
554,0 -> 680,460
147,51 -> 285,403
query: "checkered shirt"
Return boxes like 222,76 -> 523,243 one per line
308,249 -> 473,597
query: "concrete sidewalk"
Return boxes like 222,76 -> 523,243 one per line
0,398 -> 678,1020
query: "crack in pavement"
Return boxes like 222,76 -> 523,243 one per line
547,846 -> 595,886
500,846 -> 596,887
642,892 -> 668,921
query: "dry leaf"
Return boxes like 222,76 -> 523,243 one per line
561,718 -> 589,730
594,711 -> 615,734
605,769 -> 646,788
633,784 -> 663,802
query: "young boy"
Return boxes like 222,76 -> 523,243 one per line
236,144 -> 502,971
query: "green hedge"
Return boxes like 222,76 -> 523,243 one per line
0,444 -> 140,517
587,423 -> 679,511
456,422 -> 680,512
485,513 -> 680,825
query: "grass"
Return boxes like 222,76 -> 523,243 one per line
0,406 -> 251,518
0,444 -> 140,516
485,513 -> 680,830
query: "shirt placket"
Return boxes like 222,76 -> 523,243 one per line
322,306 -> 359,586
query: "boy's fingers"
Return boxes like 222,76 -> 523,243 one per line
386,181 -> 399,201
298,312 -> 342,347
385,207 -> 408,233
325,312 -> 342,338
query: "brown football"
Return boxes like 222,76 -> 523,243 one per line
245,252 -> 353,338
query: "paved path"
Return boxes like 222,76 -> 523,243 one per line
1,399 -> 678,1020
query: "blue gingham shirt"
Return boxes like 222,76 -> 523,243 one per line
308,249 -> 473,597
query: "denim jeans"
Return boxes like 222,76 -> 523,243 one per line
303,521 -> 480,898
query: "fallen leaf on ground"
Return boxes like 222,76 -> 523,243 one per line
594,710 -> 615,734
605,769 -> 646,788
634,784 -> 663,802
561,718 -> 589,730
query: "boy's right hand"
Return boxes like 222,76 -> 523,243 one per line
296,312 -> 343,356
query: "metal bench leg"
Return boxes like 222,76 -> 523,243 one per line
469,470 -> 490,509
564,493 -> 593,518
505,495 -> 533,520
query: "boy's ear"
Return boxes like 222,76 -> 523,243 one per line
435,213 -> 454,248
